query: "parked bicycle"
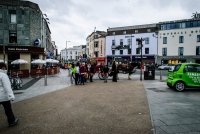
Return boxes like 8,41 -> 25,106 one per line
10,73 -> 23,90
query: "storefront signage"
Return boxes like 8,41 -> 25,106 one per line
8,48 -> 28,51
193,56 -> 200,59
162,56 -> 185,59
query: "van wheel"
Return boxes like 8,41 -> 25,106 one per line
174,81 -> 185,92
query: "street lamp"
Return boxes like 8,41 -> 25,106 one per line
0,6 -> 5,63
136,38 -> 145,81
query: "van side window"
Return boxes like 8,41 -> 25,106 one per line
187,65 -> 196,72
184,66 -> 188,72
194,65 -> 200,72
174,64 -> 181,71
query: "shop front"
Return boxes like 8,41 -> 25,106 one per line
161,56 -> 187,65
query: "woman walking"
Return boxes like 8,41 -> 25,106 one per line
112,61 -> 117,82
0,62 -> 19,127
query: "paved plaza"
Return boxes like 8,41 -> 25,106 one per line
0,69 -> 200,134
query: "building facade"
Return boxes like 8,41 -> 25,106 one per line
157,15 -> 200,65
0,0 -> 54,71
106,24 -> 157,66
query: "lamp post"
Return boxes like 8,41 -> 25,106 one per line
0,6 -> 5,63
136,38 -> 145,81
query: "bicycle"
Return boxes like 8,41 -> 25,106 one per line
10,73 -> 23,90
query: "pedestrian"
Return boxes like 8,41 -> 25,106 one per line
85,63 -> 89,83
112,61 -> 117,82
79,63 -> 86,85
90,62 -> 95,82
74,62 -> 80,85
0,62 -> 19,127
128,62 -> 133,80
103,65 -> 109,83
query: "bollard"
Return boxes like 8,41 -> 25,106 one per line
44,75 -> 47,86
160,70 -> 162,80
52,69 -> 54,77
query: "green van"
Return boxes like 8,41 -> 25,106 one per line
166,63 -> 200,91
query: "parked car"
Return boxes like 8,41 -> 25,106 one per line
166,63 -> 200,91
158,64 -> 169,70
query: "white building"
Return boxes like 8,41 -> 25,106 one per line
106,24 -> 157,66
60,46 -> 82,63
157,15 -> 200,64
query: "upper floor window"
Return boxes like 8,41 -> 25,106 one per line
112,50 -> 115,55
178,47 -> 184,56
9,10 -> 16,23
135,30 -> 138,33
136,48 -> 140,54
94,41 -> 98,47
9,31 -> 17,43
179,36 -> 184,43
163,37 -> 167,44
120,50 -> 123,54
112,40 -> 115,46
145,48 -> 149,54
128,49 -> 131,54
70,51 -> 72,54
112,32 -> 115,35
197,35 -> 200,42
136,38 -> 140,45
120,39 -> 123,45
162,48 -> 167,56
196,46 -> 200,55
127,39 -> 131,45
123,31 -> 126,34
147,29 -> 151,32
145,37 -> 149,44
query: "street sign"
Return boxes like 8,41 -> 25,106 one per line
125,36 -> 134,38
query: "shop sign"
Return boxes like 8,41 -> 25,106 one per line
8,48 -> 28,51
162,56 -> 185,59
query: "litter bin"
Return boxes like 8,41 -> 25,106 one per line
144,65 -> 155,80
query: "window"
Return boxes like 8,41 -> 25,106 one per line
179,36 -> 184,43
178,47 -> 184,56
112,50 -> 115,55
127,39 -> 131,45
94,41 -> 98,47
147,29 -> 151,32
70,51 -> 72,54
94,35 -> 98,39
120,50 -> 123,54
135,30 -> 138,33
136,48 -> 140,54
112,32 -> 115,35
145,48 -> 149,54
136,38 -> 140,45
196,46 -> 200,55
128,49 -> 131,54
123,31 -> 126,34
184,65 -> 200,72
197,35 -> 200,42
163,37 -> 167,44
9,10 -> 16,23
162,48 -> 167,56
112,40 -> 115,46
145,37 -> 149,44
120,39 -> 123,46
9,31 -> 17,43
94,51 -> 98,57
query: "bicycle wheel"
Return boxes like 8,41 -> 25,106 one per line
98,73 -> 104,80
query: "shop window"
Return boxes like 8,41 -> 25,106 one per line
9,31 -> 17,43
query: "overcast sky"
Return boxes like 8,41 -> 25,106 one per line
29,0 -> 199,52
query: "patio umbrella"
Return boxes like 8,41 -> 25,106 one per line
45,59 -> 59,63
0,59 -> 7,63
11,59 -> 28,64
31,59 -> 46,64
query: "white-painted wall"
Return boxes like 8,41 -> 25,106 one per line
106,33 -> 157,56
158,27 -> 200,56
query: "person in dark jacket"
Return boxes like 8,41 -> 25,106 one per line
112,61 -> 117,82
90,62 -> 95,82
103,65 -> 109,83
128,63 -> 133,80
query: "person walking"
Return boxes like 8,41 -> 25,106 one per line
90,62 -> 95,82
103,65 -> 109,83
0,62 -> 19,127
79,63 -> 86,85
112,61 -> 117,82
128,63 -> 133,80
74,62 -> 80,85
